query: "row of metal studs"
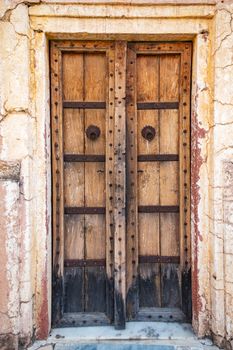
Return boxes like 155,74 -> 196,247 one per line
114,42 -> 126,298
182,45 -> 191,269
127,50 -> 138,285
107,46 -> 115,284
52,43 -> 61,275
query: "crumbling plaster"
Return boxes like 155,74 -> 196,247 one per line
0,1 -> 233,349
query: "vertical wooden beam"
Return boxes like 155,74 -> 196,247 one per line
179,43 -> 192,319
106,43 -> 115,322
114,41 -> 127,329
50,42 -> 64,325
126,46 -> 138,319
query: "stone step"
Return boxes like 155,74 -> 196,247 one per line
53,345 -> 206,350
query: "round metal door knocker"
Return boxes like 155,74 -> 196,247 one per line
86,125 -> 101,141
141,125 -> 156,141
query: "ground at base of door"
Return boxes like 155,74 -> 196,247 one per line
28,323 -> 220,350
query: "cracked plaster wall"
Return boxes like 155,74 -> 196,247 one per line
0,1 -> 233,349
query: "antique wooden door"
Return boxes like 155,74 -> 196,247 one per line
51,41 -> 191,328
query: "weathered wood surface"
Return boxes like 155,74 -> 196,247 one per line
126,42 -> 191,320
51,40 -> 192,327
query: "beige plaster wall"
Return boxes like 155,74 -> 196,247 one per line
0,1 -> 233,349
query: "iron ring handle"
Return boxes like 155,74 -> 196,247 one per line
86,125 -> 101,141
141,125 -> 156,141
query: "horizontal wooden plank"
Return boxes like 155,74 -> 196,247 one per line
138,205 -> 179,213
64,207 -> 105,214
137,102 -> 179,110
136,307 -> 186,323
138,154 -> 179,162
139,255 -> 180,264
64,154 -> 105,162
57,312 -> 110,327
63,101 -> 106,109
64,259 -> 106,267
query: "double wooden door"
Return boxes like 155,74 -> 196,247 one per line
51,40 -> 192,329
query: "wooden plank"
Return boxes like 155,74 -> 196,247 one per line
62,52 -> 83,101
161,264 -> 181,308
85,163 -> 105,207
64,267 -> 84,312
83,52 -> 107,316
136,307 -> 186,322
138,163 -> 160,206
159,53 -> 181,309
160,162 -> 179,206
64,162 -> 84,207
138,213 -> 161,308
85,215 -> 106,260
62,51 -> 86,317
136,53 -> 161,311
86,266 -> 107,312
63,109 -> 84,154
64,215 -> 84,260
126,46 -> 138,319
84,52 -> 106,101
51,42 -> 65,325
105,45 -> 115,322
58,312 -> 110,327
114,41 -> 127,329
160,110 -> 179,154
139,264 -> 160,308
85,110 -> 105,155
179,43 -> 192,319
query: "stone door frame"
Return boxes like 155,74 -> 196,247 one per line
29,2 -> 215,339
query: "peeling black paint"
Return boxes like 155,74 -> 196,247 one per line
182,268 -> 192,320
52,274 -> 63,327
106,277 -> 114,323
114,290 -> 125,329
126,278 -> 138,320
161,264 -> 180,308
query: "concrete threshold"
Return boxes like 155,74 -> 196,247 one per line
28,322 -> 219,350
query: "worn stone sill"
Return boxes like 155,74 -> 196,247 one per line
28,322 -> 219,350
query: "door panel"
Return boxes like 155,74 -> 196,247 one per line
126,42 -> 191,321
51,40 -> 192,328
51,42 -> 116,327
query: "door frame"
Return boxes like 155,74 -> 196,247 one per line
30,6 -> 214,339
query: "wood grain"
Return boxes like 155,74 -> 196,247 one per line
114,41 -> 127,329
51,40 -> 192,325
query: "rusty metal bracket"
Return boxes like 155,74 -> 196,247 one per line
65,207 -> 105,214
138,154 -> 179,162
138,205 -> 179,213
137,101 -> 179,110
64,259 -> 106,267
63,101 -> 106,109
64,154 -> 105,162
139,255 -> 180,264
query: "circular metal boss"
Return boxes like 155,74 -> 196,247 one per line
141,125 -> 156,141
86,125 -> 101,141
